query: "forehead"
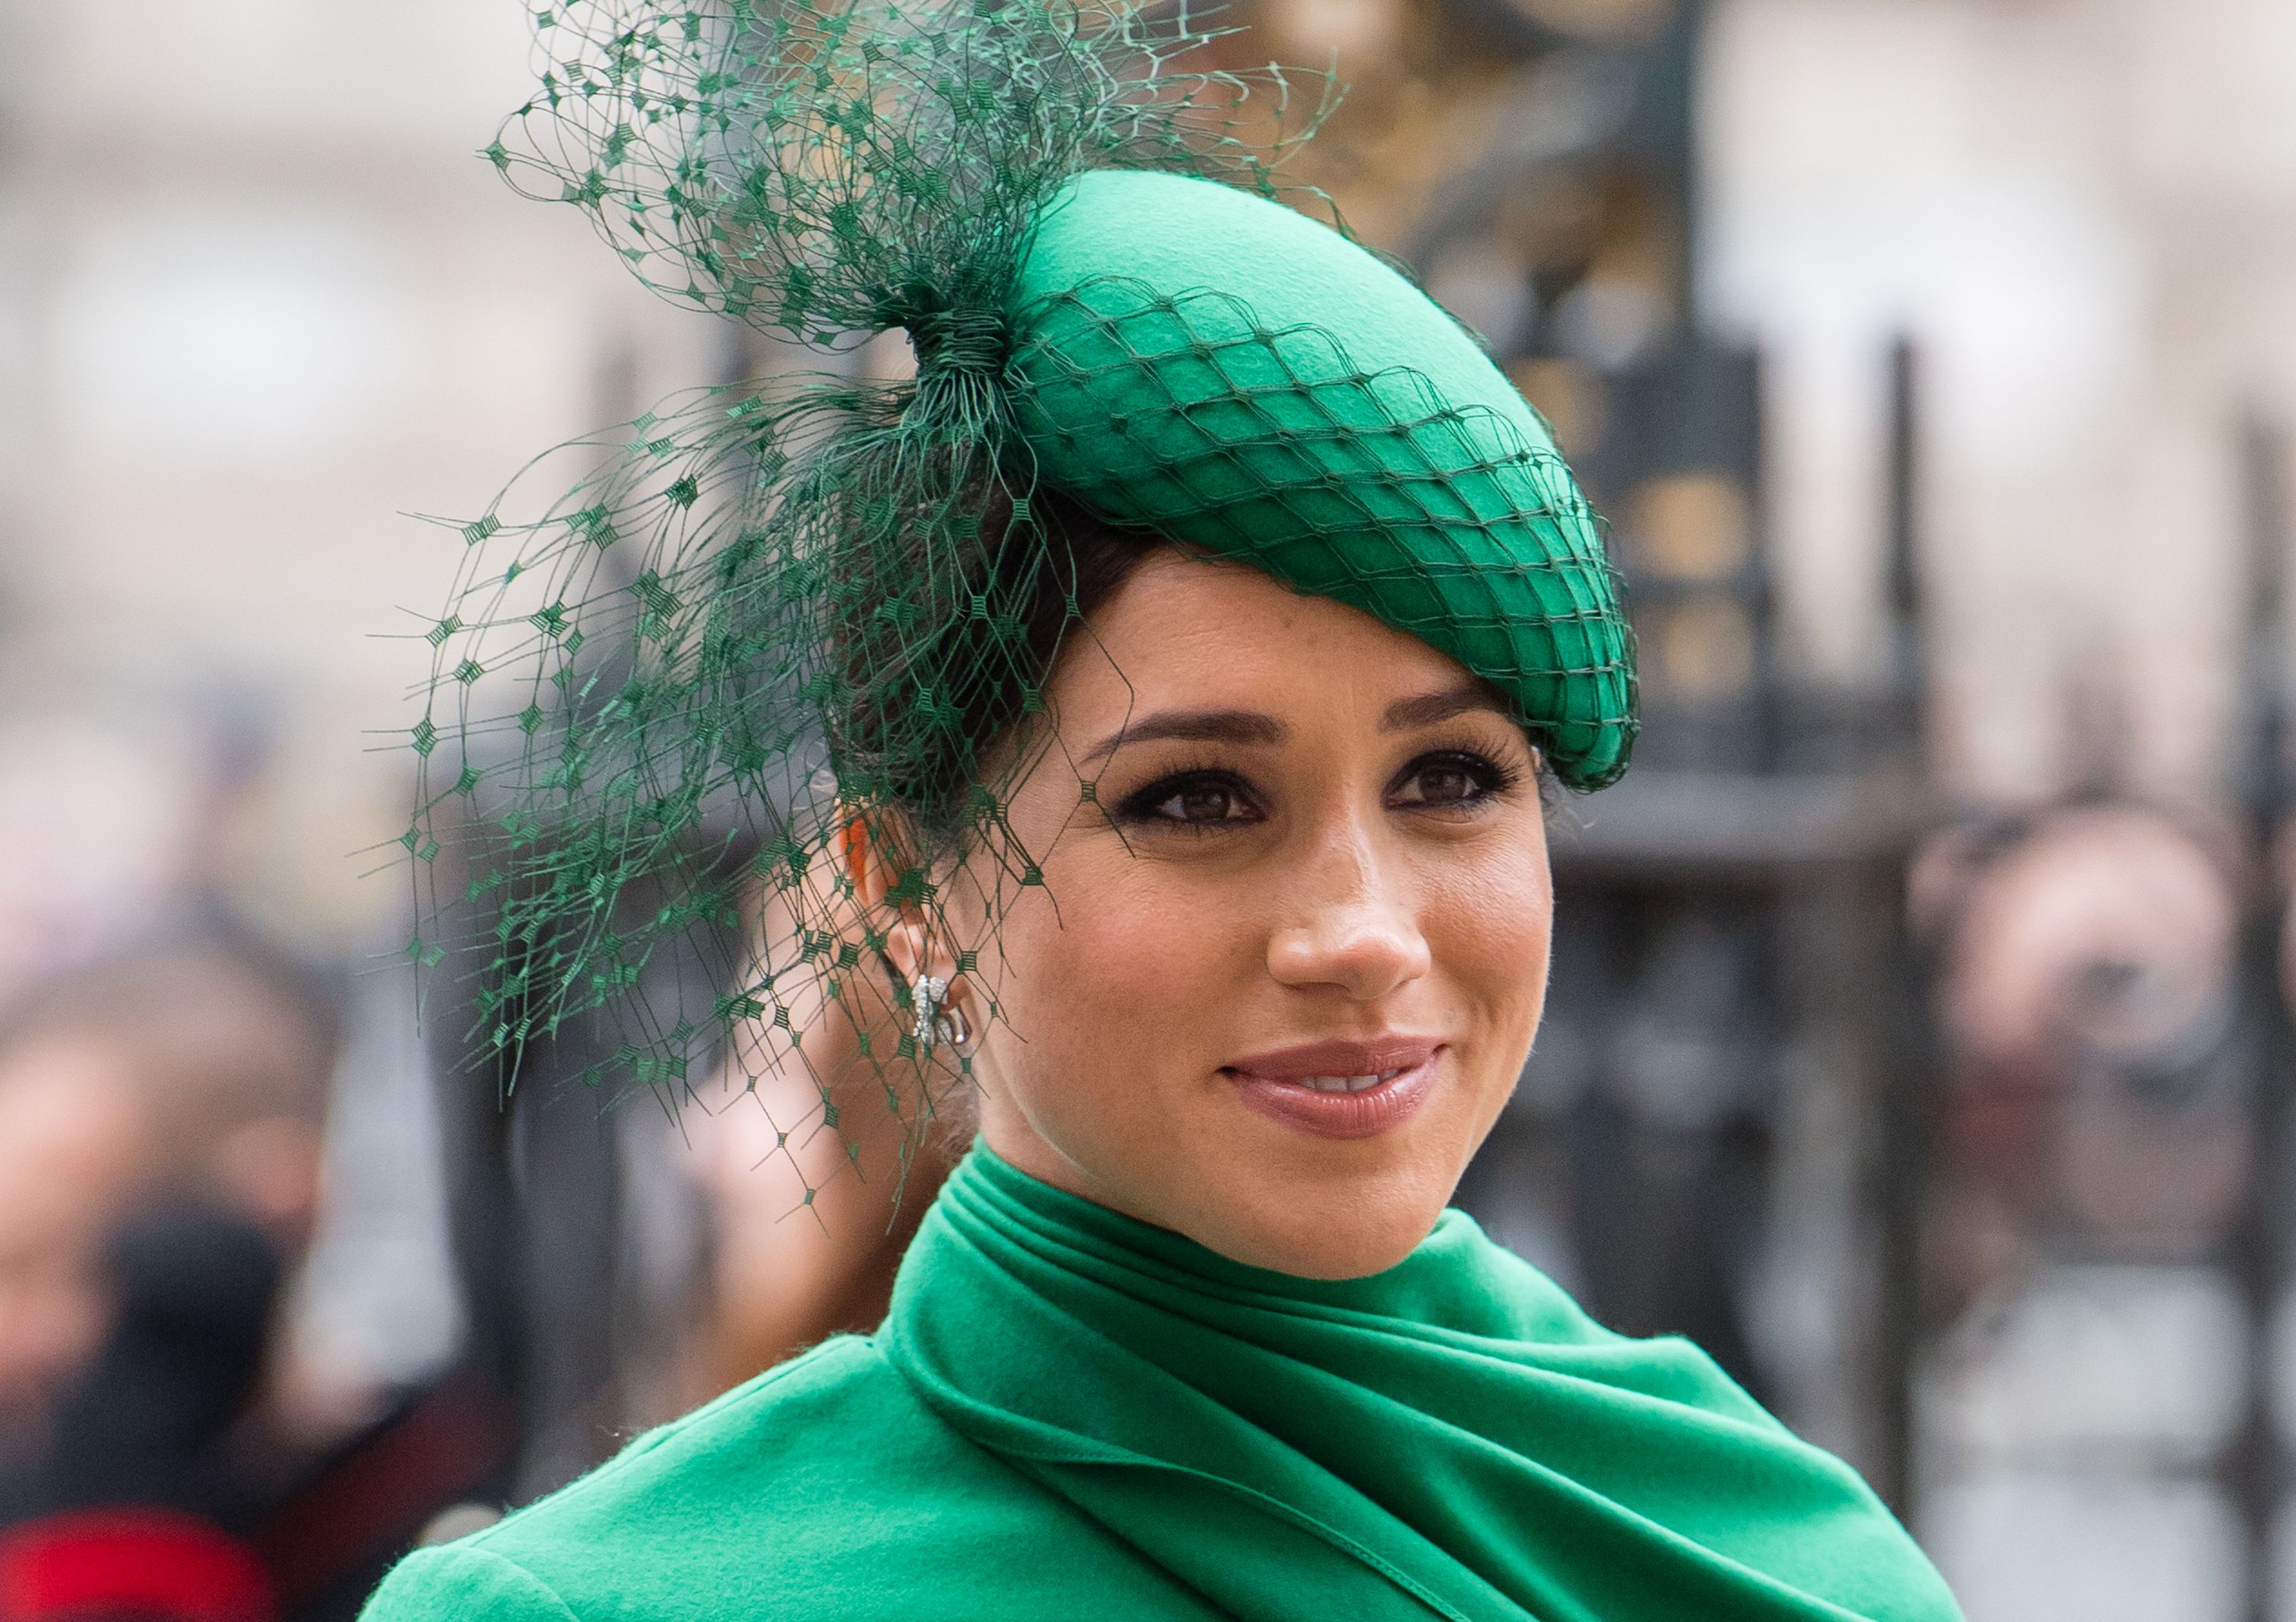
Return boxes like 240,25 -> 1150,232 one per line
1058,549 -> 1476,721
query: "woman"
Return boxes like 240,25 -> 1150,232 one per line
373,2 -> 1963,1616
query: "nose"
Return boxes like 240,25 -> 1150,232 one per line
1265,838 -> 1432,1002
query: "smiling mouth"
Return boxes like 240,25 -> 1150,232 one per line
1221,1041 -> 1446,1138
1291,1069 -> 1411,1094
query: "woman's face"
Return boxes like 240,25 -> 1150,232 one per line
959,549 -> 1553,1278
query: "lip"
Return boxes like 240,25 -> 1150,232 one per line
1222,1036 -> 1445,1141
1225,1036 -> 1442,1082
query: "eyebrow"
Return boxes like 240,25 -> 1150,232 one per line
1079,708 -> 1287,766
1380,686 -> 1512,733
1078,686 -> 1509,767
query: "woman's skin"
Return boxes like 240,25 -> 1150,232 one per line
873,547 -> 1554,1280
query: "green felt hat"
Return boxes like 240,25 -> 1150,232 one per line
409,0 -> 1636,1143
1013,170 -> 1633,788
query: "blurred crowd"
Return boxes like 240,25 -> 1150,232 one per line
0,711 -> 959,1620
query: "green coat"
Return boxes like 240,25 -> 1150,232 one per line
363,1148 -> 1962,1621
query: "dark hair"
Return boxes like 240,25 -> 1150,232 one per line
833,484 -> 1164,840
827,481 -> 1571,848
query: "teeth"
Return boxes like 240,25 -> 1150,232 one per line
1296,1070 -> 1399,1094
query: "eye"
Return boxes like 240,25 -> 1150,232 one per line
1117,769 -> 1264,828
1388,750 -> 1512,810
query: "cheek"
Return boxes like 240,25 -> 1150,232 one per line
993,850 -> 1255,1088
1423,837 -> 1554,1039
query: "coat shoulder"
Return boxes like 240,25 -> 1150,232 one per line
359,1337 -> 1218,1621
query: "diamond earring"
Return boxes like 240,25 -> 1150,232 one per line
912,974 -> 973,1055
912,974 -> 948,1051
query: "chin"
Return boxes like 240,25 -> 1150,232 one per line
1225,1219 -> 1433,1281
1195,1174 -> 1450,1280
1170,1100 -> 1492,1279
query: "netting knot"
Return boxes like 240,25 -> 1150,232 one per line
905,305 -> 1009,383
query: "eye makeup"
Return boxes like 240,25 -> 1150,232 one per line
1384,748 -> 1521,811
1104,738 -> 1526,834
1110,763 -> 1266,831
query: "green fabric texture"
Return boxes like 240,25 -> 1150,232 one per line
363,1146 -> 1961,1622
882,1146 -> 1964,1622
1013,170 -> 1634,786
360,1336 -> 1228,1621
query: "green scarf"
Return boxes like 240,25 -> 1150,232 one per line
882,1147 -> 1963,1622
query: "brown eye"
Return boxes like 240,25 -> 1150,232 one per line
1391,752 -> 1506,809
1158,782 -> 1244,823
1116,769 -> 1263,828
1420,765 -> 1476,804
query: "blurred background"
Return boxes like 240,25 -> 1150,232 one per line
0,0 -> 2291,1616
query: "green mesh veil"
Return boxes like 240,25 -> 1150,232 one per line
406,0 -> 1635,1208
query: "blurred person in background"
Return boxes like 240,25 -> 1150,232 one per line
0,936 -> 496,1622
0,937 -> 332,1622
0,938 -> 337,1474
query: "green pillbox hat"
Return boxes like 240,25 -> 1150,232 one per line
1013,171 -> 1636,789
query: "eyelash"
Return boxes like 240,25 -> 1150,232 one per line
1110,749 -> 1522,831
1110,762 -> 1261,831
1401,749 -> 1523,808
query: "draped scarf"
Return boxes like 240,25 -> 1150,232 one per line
880,1146 -> 1963,1622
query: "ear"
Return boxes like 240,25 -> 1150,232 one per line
839,806 -> 961,1002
